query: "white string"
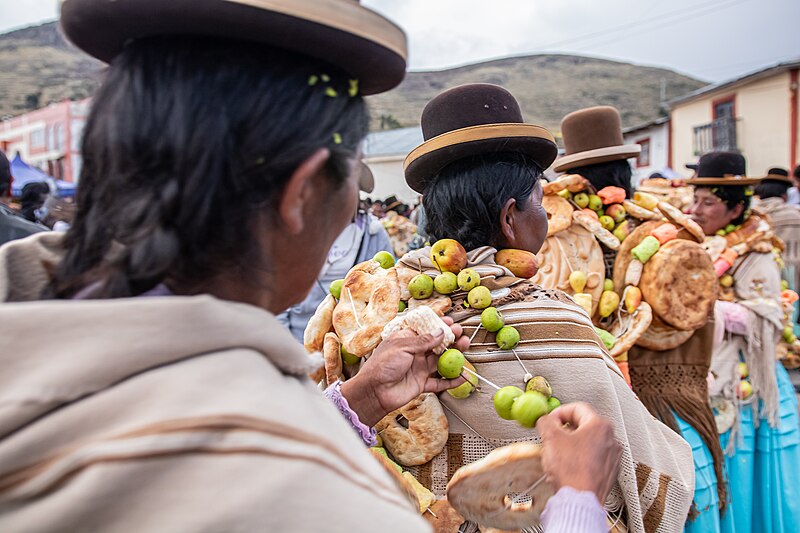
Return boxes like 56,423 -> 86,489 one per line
440,402 -> 496,449
346,287 -> 362,329
510,348 -> 532,380
462,366 -> 501,390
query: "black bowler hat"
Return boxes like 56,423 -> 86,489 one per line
403,84 -> 557,193
686,151 -> 760,186
59,0 -> 407,95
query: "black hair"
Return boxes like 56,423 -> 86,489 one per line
755,180 -> 791,200
794,165 -> 800,180
569,159 -> 633,198
49,36 -> 368,299
423,152 -> 542,250
0,151 -> 10,194
699,185 -> 751,225
20,182 -> 50,222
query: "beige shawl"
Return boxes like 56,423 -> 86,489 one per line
398,247 -> 694,533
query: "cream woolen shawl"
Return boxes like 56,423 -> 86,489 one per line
399,247 -> 694,533
0,233 -> 427,532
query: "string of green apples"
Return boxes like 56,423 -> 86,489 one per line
424,239 -> 561,429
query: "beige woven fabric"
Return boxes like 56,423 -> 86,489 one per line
0,233 -> 428,532
399,247 -> 694,533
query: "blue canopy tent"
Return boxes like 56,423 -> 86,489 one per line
9,155 -> 77,198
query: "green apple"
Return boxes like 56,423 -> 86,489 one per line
438,348 -> 466,379
737,380 -> 753,400
547,396 -> 561,413
481,307 -> 505,333
574,193 -> 590,208
511,391 -> 549,428
457,268 -> 481,291
467,286 -> 492,309
526,376 -> 552,398
738,362 -> 749,379
784,326 -> 795,342
373,251 -> 395,269
496,326 -> 520,350
715,229 -> 727,236
329,279 -> 344,299
409,274 -> 434,300
588,194 -> 603,212
557,189 -> 572,200
604,278 -> 615,292
493,385 -> 524,420
781,280 -> 789,290
341,345 -> 360,366
398,300 -> 407,312
434,272 -> 459,294
447,361 -> 479,398
725,224 -> 737,234
568,270 -> 587,293
599,215 -> 615,231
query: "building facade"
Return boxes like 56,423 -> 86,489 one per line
669,59 -> 800,176
362,126 -> 423,204
623,116 -> 670,183
0,99 -> 90,183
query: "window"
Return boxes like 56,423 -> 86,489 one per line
30,128 -> 45,149
636,138 -> 651,168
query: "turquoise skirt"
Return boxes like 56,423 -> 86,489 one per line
717,364 -> 800,532
677,415 -> 732,533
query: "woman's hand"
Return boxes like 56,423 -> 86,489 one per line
340,316 -> 470,427
535,402 -> 622,503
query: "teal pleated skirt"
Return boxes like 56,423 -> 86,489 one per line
717,364 -> 800,532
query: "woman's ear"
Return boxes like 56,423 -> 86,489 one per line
499,197 -> 518,247
278,148 -> 330,235
729,203 -> 744,223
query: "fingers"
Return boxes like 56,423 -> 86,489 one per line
448,321 -> 463,339
545,402 -> 597,428
453,335 -> 471,352
424,376 -> 465,394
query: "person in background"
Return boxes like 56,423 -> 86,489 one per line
19,182 -> 51,223
0,151 -> 45,245
788,165 -> 800,205
688,152 -> 800,532
277,164 -> 393,343
754,167 -> 800,291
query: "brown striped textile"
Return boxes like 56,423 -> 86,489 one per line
399,247 -> 695,533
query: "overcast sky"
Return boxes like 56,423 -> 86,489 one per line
1,0 -> 798,82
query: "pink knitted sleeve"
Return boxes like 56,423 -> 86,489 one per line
324,380 -> 378,447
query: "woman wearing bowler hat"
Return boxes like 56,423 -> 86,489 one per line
0,1 -> 623,532
688,152 -> 800,533
399,83 -> 694,533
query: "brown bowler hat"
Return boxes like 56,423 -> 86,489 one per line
404,84 -> 557,193
761,167 -> 792,184
553,106 -> 641,173
60,0 -> 407,95
358,162 -> 375,193
686,151 -> 760,186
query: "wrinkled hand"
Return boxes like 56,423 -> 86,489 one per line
535,402 -> 622,503
341,316 -> 470,427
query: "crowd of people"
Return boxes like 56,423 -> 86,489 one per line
0,1 -> 799,532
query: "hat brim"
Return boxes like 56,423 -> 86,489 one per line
553,144 -> 641,173
760,174 -> 793,184
60,0 -> 407,95
403,123 -> 557,194
686,177 -> 761,186
358,162 -> 375,193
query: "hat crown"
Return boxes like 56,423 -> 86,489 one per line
696,151 -> 746,178
767,167 -> 789,177
560,106 -> 625,156
421,84 -> 523,140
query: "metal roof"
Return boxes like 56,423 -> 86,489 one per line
363,126 -> 423,158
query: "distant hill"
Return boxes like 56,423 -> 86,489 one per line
0,22 -> 705,132
368,54 -> 706,133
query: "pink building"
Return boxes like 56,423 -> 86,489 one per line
0,99 -> 91,183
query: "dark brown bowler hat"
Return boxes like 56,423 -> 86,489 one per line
554,106 -> 641,172
761,167 -> 792,184
686,151 -> 760,186
403,84 -> 557,193
60,0 -> 407,95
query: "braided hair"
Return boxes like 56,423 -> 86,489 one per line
49,37 -> 368,299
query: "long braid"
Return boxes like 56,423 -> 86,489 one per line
48,36 -> 368,299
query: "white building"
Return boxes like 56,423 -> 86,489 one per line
622,116 -> 671,185
362,126 -> 423,204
